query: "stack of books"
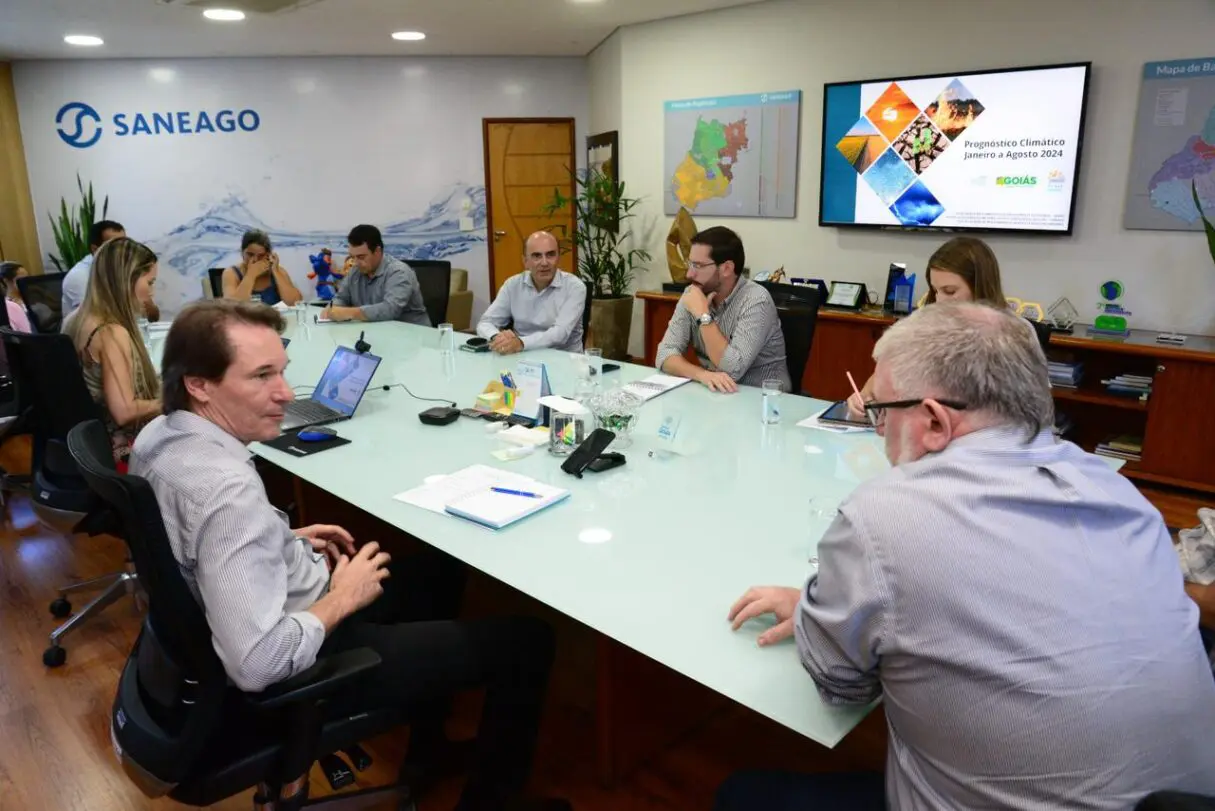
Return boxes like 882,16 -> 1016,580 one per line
1048,360 -> 1083,390
1101,374 -> 1153,399
1095,435 -> 1143,463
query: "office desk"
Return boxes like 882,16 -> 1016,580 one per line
251,320 -> 878,757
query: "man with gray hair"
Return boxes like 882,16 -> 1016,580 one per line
721,303 -> 1215,810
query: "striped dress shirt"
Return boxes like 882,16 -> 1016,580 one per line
130,411 -> 330,692
654,277 -> 789,390
475,270 -> 587,352
797,426 -> 1215,809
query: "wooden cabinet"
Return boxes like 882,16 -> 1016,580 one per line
637,290 -> 1215,494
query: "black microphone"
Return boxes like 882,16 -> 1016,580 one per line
354,331 -> 371,354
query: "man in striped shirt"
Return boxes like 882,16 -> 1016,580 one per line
654,226 -> 788,393
721,303 -> 1215,810
132,300 -> 570,811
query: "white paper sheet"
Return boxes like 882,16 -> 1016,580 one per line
393,464 -> 544,515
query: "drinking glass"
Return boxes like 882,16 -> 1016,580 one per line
761,378 -> 783,424
136,317 -> 151,346
437,323 -> 455,354
585,347 -> 604,383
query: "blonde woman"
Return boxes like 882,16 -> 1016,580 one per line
65,237 -> 162,469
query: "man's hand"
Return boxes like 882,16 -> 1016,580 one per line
681,285 -> 712,319
697,369 -> 738,393
728,586 -> 801,646
326,305 -> 360,322
298,524 -> 356,569
329,541 -> 392,614
490,330 -> 524,355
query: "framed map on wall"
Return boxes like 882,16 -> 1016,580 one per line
663,90 -> 802,218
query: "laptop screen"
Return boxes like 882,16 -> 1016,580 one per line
311,346 -> 382,416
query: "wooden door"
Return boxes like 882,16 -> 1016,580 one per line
1141,358 -> 1215,488
482,119 -> 576,296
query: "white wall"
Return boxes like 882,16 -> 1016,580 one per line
15,56 -> 588,317
589,31 -> 623,135
600,0 -> 1215,356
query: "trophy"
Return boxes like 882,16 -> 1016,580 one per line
1092,281 -> 1131,337
663,207 -> 697,292
1046,297 -> 1079,333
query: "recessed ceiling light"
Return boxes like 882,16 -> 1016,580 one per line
391,31 -> 426,41
64,34 -> 104,47
203,9 -> 246,22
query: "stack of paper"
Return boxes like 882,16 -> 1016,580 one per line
622,374 -> 691,402
393,465 -> 569,529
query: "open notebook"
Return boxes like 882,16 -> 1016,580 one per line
394,465 -> 569,530
622,373 -> 690,402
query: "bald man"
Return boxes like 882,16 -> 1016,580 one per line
476,231 -> 588,354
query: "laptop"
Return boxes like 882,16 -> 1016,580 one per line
280,346 -> 382,432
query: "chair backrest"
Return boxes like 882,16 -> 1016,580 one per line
408,260 -> 451,328
17,274 -> 65,333
759,282 -> 822,393
207,268 -> 226,299
580,277 -> 593,350
1028,318 -> 1052,354
67,420 -> 228,792
0,327 -> 100,439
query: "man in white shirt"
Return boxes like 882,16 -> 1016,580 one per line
476,231 -> 587,354
61,219 -> 160,322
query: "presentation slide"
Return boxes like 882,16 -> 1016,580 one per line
820,63 -> 1090,233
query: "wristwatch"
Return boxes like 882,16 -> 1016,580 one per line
696,312 -> 713,327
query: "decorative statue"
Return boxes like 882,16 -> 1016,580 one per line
307,248 -> 348,301
666,207 -> 697,284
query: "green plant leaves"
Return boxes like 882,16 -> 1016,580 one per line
1193,180 -> 1215,267
47,173 -> 108,272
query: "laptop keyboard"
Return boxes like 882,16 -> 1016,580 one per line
288,400 -> 340,423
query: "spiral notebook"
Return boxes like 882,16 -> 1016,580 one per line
395,465 -> 569,530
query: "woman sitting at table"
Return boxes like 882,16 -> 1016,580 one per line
64,238 -> 162,469
0,261 -> 32,332
847,236 -> 1006,418
222,230 -> 302,306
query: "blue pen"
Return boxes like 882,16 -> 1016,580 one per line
491,487 -> 541,498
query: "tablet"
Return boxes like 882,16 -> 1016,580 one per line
817,399 -> 872,428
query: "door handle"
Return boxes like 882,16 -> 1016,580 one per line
493,230 -> 507,242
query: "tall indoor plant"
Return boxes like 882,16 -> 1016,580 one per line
544,166 -> 651,360
47,174 -> 108,272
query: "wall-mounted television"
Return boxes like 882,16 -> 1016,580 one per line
819,62 -> 1091,234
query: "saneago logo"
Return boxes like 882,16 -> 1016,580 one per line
56,102 -> 103,148
995,175 -> 1037,187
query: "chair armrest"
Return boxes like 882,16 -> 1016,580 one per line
250,647 -> 381,710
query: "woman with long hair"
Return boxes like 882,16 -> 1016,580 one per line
0,261 -> 31,332
64,237 -> 162,467
847,236 -> 1006,418
222,229 -> 302,306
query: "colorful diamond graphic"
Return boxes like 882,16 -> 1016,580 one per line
892,114 -> 949,175
862,148 -> 916,206
923,78 -> 985,141
864,82 -> 920,143
835,116 -> 887,174
889,180 -> 945,226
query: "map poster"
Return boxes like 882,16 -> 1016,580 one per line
1124,57 -> 1215,231
663,90 -> 801,218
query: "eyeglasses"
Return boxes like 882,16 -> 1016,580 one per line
688,260 -> 718,270
864,398 -> 968,426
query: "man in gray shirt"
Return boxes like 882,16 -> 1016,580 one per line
654,226 -> 788,393
722,303 -> 1215,811
131,299 -> 569,811
326,224 -> 431,325
476,231 -> 587,354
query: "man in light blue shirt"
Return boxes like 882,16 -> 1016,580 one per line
61,219 -> 126,315
724,303 -> 1215,811
476,231 -> 586,354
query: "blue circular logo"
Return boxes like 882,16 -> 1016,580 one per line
55,102 -> 103,148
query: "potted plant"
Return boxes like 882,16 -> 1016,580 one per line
1193,180 -> 1215,267
544,166 -> 651,360
47,174 -> 108,272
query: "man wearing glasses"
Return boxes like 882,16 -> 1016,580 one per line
654,226 -> 788,393
721,303 -> 1215,810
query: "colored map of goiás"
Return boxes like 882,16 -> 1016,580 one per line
1148,104 -> 1215,224
672,116 -> 749,210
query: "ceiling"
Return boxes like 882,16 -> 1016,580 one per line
0,0 -> 767,60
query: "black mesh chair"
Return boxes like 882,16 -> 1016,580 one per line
67,420 -> 416,811
759,282 -> 823,395
17,273 -> 65,333
407,260 -> 452,328
0,328 -> 131,666
1028,318 -> 1052,353
1136,792 -> 1215,810
580,279 -> 593,350
207,268 -> 227,299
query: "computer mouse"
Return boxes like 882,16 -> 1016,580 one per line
297,427 -> 338,442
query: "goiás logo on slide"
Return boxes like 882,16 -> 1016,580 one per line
54,101 -> 262,149
995,175 -> 1038,187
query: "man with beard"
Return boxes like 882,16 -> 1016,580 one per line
654,226 -> 787,393
720,302 -> 1215,810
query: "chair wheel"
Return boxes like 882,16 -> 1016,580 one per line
49,597 -> 72,618
43,645 -> 66,668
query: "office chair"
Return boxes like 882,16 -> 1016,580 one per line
1136,792 -> 1215,810
17,274 -> 65,333
67,419 -> 418,811
759,282 -> 823,395
408,260 -> 452,328
0,328 -> 132,666
1028,318 -> 1052,354
580,278 -> 593,350
207,267 -> 226,299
